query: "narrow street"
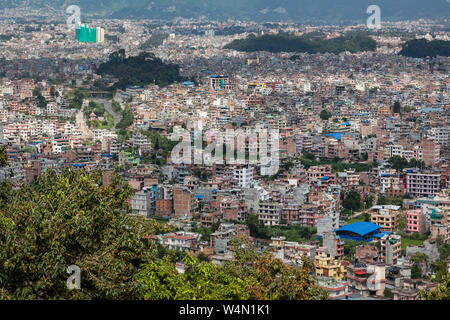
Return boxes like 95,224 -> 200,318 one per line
75,107 -> 93,139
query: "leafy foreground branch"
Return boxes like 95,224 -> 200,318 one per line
139,238 -> 328,300
0,168 -> 166,299
419,273 -> 450,300
0,168 -> 327,300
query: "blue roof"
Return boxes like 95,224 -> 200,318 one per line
321,176 -> 330,181
422,107 -> 442,113
324,133 -> 343,141
373,231 -> 391,238
336,222 -> 380,236
70,164 -> 85,167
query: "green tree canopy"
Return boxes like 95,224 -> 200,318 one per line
419,273 -> 450,300
319,109 -> 331,121
0,145 -> 8,167
139,238 -> 328,300
0,168 -> 170,299
341,190 -> 362,212
393,101 -> 401,114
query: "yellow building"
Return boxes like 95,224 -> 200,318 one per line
247,82 -> 265,89
378,106 -> 391,115
370,205 -> 400,233
314,253 -> 347,281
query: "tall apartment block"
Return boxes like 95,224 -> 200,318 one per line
209,75 -> 230,90
406,170 -> 442,198
422,138 -> 440,167
75,24 -> 105,43
96,27 -> 105,43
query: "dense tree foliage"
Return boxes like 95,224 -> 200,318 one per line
0,34 -> 13,41
224,32 -> 377,54
319,109 -> 331,120
140,33 -> 168,49
97,50 -> 186,90
83,101 -> 105,117
393,101 -> 401,114
299,151 -> 377,172
244,214 -> 316,243
115,105 -> 134,130
65,88 -> 89,110
111,100 -> 122,113
140,254 -> 250,299
341,190 -> 362,212
140,239 -> 328,300
419,273 -> 450,300
141,130 -> 179,165
0,168 -> 168,299
0,145 -> 8,167
438,243 -> 450,261
376,194 -> 405,206
399,39 -> 450,58
32,86 -> 47,109
388,155 -> 426,170
50,86 -> 58,98
83,101 -> 114,129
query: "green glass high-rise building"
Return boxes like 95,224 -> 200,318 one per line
75,24 -> 104,43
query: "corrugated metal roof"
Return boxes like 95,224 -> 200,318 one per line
336,222 -> 380,236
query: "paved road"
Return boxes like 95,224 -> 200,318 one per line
76,108 -> 93,139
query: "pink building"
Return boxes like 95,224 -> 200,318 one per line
406,209 -> 425,234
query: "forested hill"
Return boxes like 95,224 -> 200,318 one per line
223,32 -> 377,54
399,39 -> 450,58
96,50 -> 187,90
0,0 -> 449,22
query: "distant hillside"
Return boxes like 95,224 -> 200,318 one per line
1,0 -> 449,22
223,32 -> 377,54
399,39 -> 450,58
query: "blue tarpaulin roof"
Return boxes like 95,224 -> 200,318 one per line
324,133 -> 343,141
422,107 -> 442,113
373,231 -> 392,238
70,164 -> 85,167
336,222 -> 380,236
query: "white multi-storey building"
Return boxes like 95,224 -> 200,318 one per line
234,167 -> 253,188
